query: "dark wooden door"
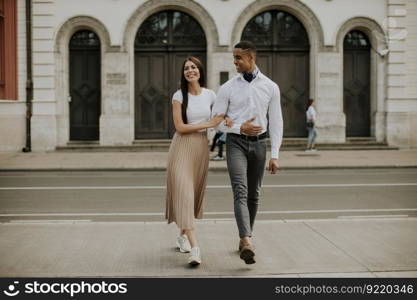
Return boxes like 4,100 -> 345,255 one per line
69,30 -> 101,141
243,10 -> 310,137
134,52 -> 169,139
344,31 -> 371,137
135,11 -> 206,139
257,52 -> 309,137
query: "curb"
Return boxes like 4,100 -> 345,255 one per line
1,165 -> 416,172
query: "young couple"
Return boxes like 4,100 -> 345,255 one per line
165,41 -> 283,266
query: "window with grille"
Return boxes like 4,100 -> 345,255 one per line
0,0 -> 17,100
0,0 -> 5,98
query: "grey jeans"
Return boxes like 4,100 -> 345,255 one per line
226,133 -> 267,238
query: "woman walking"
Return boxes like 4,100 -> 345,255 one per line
165,57 -> 224,266
306,98 -> 317,151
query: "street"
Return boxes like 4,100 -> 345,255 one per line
1,168 -> 417,277
1,168 -> 416,222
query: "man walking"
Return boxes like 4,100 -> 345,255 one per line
212,41 -> 283,264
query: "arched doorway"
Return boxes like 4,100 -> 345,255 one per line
69,30 -> 101,141
242,10 -> 310,137
343,30 -> 371,137
134,10 -> 207,139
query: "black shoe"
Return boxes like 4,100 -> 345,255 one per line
240,244 -> 256,264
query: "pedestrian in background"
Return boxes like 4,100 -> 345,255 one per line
210,131 -> 226,161
165,56 -> 224,266
306,98 -> 317,152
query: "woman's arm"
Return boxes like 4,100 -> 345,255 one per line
172,101 -> 224,134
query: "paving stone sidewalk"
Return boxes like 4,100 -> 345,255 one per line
1,219 -> 416,277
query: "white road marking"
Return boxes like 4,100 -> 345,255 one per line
0,183 -> 416,190
4,219 -> 416,225
9,219 -> 92,223
337,215 -> 409,219
0,208 -> 416,217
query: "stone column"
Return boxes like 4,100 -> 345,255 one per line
209,51 -> 235,92
386,0 -> 411,148
100,51 -> 133,146
31,101 -> 58,151
314,51 -> 345,143
31,0 -> 57,151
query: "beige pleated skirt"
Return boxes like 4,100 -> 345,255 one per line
165,131 -> 209,230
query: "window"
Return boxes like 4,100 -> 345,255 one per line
0,0 -> 17,100
0,0 -> 5,98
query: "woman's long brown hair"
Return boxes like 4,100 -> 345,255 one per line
180,57 -> 206,124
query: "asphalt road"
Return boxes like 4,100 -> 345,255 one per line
0,168 -> 416,222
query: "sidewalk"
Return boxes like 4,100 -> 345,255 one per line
1,218 -> 416,277
0,149 -> 417,171
1,150 -> 416,278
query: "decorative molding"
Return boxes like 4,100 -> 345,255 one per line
336,16 -> 388,141
335,17 -> 387,53
122,0 -> 221,52
54,16 -> 116,53
53,15 -> 115,147
231,0 -> 325,52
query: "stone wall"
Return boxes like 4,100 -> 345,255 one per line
386,0 -> 417,148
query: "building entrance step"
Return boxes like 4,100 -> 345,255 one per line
56,137 -> 398,152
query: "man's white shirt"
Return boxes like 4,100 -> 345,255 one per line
212,70 -> 283,159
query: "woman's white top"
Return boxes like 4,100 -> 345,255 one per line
306,105 -> 316,122
172,88 -> 216,125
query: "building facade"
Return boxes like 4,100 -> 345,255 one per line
1,0 -> 417,151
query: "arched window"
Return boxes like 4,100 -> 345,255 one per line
135,11 -> 206,49
243,10 -> 309,49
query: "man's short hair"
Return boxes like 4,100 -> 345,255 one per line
234,41 -> 257,54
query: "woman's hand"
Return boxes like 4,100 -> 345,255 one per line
209,114 -> 225,127
225,117 -> 234,128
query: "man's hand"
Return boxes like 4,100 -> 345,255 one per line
240,118 -> 263,136
268,158 -> 279,174
225,117 -> 234,128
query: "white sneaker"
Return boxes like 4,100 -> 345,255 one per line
176,235 -> 191,253
211,155 -> 224,161
188,247 -> 202,266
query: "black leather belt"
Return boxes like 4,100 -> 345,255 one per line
229,132 -> 267,141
